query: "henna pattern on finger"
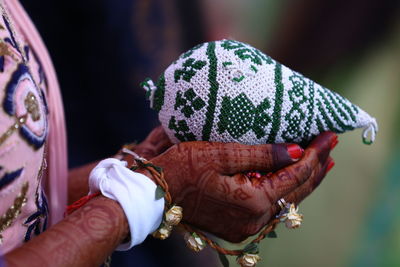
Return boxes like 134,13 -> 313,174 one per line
216,178 -> 230,196
261,164 -> 310,204
233,174 -> 248,185
271,144 -> 293,170
233,188 -> 251,201
285,158 -> 332,205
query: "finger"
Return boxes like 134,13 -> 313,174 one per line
193,142 -> 304,174
263,132 -> 337,203
269,157 -> 333,216
285,157 -> 334,205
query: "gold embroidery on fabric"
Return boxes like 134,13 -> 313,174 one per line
24,92 -> 40,121
0,115 -> 26,146
0,181 -> 29,244
37,156 -> 47,182
0,41 -> 19,62
0,182 -> 29,245
0,4 -> 27,62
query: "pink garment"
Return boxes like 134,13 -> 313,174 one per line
5,0 -> 68,226
0,0 -> 67,253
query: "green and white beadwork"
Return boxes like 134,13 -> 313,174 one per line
141,40 -> 378,145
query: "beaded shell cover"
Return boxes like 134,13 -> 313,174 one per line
142,40 -> 378,145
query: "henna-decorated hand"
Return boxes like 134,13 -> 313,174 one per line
138,132 -> 337,243
133,126 -> 173,159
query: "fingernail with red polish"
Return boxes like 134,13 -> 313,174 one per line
331,137 -> 339,150
326,160 -> 335,173
287,144 -> 304,160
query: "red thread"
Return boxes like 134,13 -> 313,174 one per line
65,192 -> 101,216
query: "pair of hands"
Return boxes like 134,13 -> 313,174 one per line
133,126 -> 337,243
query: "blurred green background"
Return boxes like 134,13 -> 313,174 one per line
204,0 -> 400,266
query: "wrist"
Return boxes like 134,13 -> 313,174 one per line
89,196 -> 130,243
88,158 -> 165,250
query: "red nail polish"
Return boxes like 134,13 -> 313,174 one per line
287,144 -> 304,160
331,138 -> 339,150
326,160 -> 335,173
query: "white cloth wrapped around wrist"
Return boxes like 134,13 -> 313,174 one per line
89,158 -> 165,251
